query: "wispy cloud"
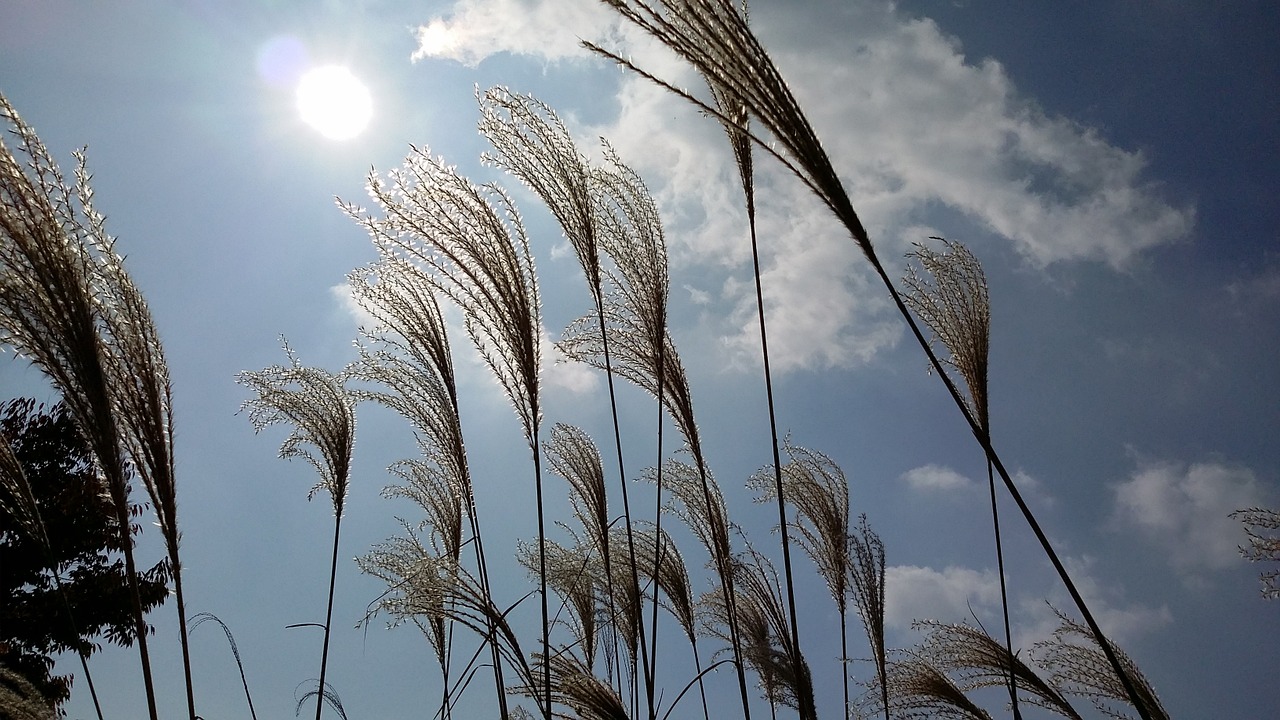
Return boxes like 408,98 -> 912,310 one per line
1112,458 -> 1269,579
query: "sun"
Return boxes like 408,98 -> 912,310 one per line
296,65 -> 372,140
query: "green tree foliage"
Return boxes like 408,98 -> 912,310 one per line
0,398 -> 168,709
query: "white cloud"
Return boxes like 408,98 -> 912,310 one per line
411,0 -> 1194,371
884,564 -> 1001,629
1112,459 -> 1268,577
541,327 -> 599,395
410,0 -> 624,65
900,463 -> 976,492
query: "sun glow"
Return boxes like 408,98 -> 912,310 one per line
296,65 -> 372,140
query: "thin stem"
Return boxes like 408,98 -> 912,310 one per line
599,302 -> 653,711
170,552 -> 197,720
742,156 -> 803,703
117,499 -> 159,720
314,511 -> 344,720
989,458 -> 1020,719
646,348 -> 665,720
532,444 -> 551,720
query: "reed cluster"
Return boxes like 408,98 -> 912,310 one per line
0,3 -> 1193,717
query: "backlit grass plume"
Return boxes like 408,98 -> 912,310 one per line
518,535 -> 603,668
482,89 -> 654,709
348,256 -> 508,714
589,4 -> 1152,714
1231,507 -> 1280,599
628,521 -> 710,720
559,144 -> 753,715
1,92 -> 178,720
1033,607 -> 1169,720
704,545 -> 815,719
342,148 -> 551,717
237,341 -> 356,720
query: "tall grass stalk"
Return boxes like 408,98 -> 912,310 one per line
917,619 -> 1080,719
749,441 -> 850,719
586,5 -> 1153,715
1,93 -> 161,720
478,87 -> 655,713
879,651 -> 993,720
343,150 -> 547,717
237,342 -> 356,720
348,256 -> 508,716
698,2 -> 804,700
560,147 -> 755,719
1033,607 -> 1170,720
903,238 -> 1018,718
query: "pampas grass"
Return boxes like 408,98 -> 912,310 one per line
342,147 -> 547,717
0,92 -> 190,720
588,3 -> 1154,716
903,237 -> 1018,717
237,342 -> 356,720
1033,608 -> 1169,720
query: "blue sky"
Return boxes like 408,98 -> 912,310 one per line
2,1 -> 1278,718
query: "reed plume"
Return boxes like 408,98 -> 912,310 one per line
1032,607 -> 1169,720
875,652 -> 993,720
626,520 -> 710,720
360,541 -> 543,717
517,535 -> 603,669
237,341 -> 356,720
902,237 -> 1019,717
749,440 -> 851,718
1231,507 -> 1280,599
481,88 -> 654,710
704,545 -> 815,719
559,145 -> 754,716
348,256 -> 509,715
342,148 -> 549,717
1,92 -> 166,720
848,513 -> 889,719
587,5 -> 1152,715
522,652 -> 629,720
916,619 -> 1080,719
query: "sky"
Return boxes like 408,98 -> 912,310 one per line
2,1 -> 1278,718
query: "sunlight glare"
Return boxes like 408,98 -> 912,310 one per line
296,65 -> 372,140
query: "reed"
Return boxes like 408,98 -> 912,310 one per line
343,149 -> 547,717
586,3 -> 1153,715
237,341 -> 356,720
1,92 -> 168,720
